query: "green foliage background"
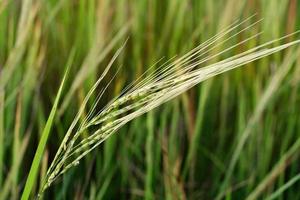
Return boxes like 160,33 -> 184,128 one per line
0,0 -> 300,199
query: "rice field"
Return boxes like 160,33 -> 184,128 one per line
1,0 -> 300,199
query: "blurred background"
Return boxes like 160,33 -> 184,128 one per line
0,0 -> 300,199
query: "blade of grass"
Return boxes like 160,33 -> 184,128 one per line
0,131 -> 30,200
12,93 -> 22,199
0,90 -> 4,188
265,173 -> 300,200
95,166 -> 116,200
145,111 -> 155,200
246,137 -> 300,200
20,59 -> 71,200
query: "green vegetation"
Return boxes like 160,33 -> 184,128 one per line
0,0 -> 300,199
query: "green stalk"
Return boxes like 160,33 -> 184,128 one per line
265,173 -> 300,200
21,64 -> 70,200
0,90 -> 4,188
145,111 -> 155,200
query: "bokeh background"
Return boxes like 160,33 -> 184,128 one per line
0,0 -> 300,199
